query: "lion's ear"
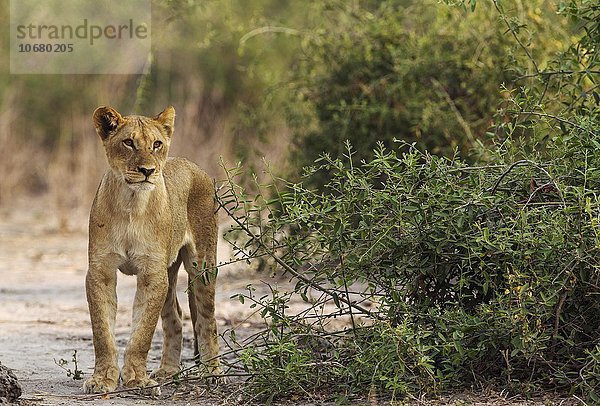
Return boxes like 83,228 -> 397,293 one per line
155,106 -> 175,137
93,106 -> 124,140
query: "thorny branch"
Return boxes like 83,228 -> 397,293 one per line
215,192 -> 381,320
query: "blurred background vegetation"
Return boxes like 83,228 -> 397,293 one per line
0,0 -> 306,221
0,0 -> 586,216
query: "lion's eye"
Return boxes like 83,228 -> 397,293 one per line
153,141 -> 162,149
123,139 -> 134,148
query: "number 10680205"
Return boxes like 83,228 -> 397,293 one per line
18,43 -> 73,52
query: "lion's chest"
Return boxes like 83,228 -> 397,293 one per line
113,217 -> 157,254
103,214 -> 169,272
89,180 -> 188,273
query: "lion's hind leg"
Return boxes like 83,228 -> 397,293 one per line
181,242 -> 220,375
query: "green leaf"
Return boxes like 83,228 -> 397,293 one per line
332,292 -> 341,308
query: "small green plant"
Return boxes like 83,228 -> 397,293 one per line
54,350 -> 83,380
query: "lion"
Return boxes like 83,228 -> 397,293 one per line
83,106 -> 220,394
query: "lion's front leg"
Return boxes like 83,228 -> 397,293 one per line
84,264 -> 119,394
121,267 -> 168,394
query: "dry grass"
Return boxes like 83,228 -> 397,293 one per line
0,92 -> 44,205
0,80 -> 291,231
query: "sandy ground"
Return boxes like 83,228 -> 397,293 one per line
0,203 -> 273,405
0,203 -> 586,406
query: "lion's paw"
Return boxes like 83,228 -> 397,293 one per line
83,374 -> 119,394
122,373 -> 161,396
150,366 -> 180,382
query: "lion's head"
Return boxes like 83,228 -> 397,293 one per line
93,106 -> 175,191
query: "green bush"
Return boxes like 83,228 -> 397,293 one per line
221,126 -> 599,398
216,0 -> 599,402
286,0 -> 573,181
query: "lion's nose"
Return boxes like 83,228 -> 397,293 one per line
138,167 -> 155,177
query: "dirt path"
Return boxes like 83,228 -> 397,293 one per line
0,203 -> 267,405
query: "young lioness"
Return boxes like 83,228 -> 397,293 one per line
84,106 -> 220,394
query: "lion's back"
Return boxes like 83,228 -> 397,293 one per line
163,157 -> 216,226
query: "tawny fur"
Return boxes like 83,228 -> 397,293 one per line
83,106 -> 220,394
